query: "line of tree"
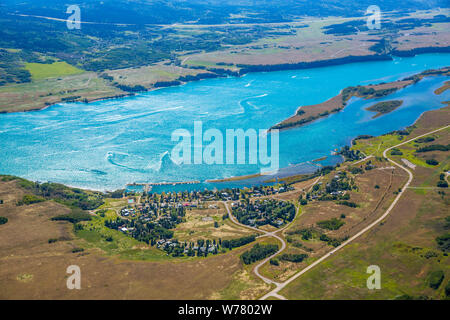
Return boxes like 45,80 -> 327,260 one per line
241,243 -> 279,265
279,253 -> 308,263
416,144 -> 450,152
221,235 -> 256,249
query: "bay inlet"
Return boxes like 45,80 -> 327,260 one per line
0,53 -> 449,191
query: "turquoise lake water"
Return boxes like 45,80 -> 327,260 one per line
0,53 -> 449,191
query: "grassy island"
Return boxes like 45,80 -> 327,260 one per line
366,100 -> 403,118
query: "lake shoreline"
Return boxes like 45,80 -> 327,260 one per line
1,53 -> 449,193
270,66 -> 450,132
3,99 -> 446,194
3,47 -> 449,115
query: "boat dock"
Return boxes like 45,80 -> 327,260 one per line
126,181 -> 201,192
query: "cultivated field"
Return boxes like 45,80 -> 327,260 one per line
25,62 -> 84,80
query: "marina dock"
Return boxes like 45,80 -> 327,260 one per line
126,181 -> 201,192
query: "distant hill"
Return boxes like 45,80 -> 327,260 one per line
1,0 -> 448,24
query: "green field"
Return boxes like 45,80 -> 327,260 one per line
25,62 -> 84,80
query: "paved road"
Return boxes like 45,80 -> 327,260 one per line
223,177 -> 321,297
223,202 -> 286,287
259,125 -> 450,300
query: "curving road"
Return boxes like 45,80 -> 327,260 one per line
259,124 -> 450,300
223,201 -> 287,288
223,177 -> 321,297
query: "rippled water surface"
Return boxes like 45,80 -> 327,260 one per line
0,53 -> 449,191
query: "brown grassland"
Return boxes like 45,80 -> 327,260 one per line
0,180 -> 269,299
276,106 -> 450,299
259,158 -> 409,283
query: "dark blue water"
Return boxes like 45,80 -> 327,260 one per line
0,53 -> 449,191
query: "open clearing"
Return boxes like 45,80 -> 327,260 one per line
0,72 -> 125,113
25,62 -> 84,80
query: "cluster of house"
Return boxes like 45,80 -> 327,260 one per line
303,171 -> 357,203
119,226 -> 135,233
113,184 -> 294,253
156,239 -> 218,254
159,201 -> 198,208
156,239 -> 177,248
249,186 -> 289,198
147,185 -> 291,202
245,217 -> 284,227
120,207 -> 136,217
232,199 -> 292,227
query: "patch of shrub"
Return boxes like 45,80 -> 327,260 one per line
390,148 -> 403,156
317,218 -> 345,230
444,217 -> 450,230
269,259 -> 279,266
0,216 -> 8,225
222,235 -> 256,250
437,181 -> 448,188
116,84 -> 146,92
319,234 -> 346,247
17,194 -> 45,205
426,159 -> 439,166
428,270 -> 445,289
349,167 -> 364,174
414,137 -> 435,143
436,233 -> 450,252
241,244 -> 278,265
280,253 -> 308,263
51,210 -> 92,223
74,223 -> 84,231
108,189 -> 124,199
416,144 -> 450,153
19,180 -> 104,210
336,200 -> 358,208
287,228 -> 316,240
423,251 -> 438,259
